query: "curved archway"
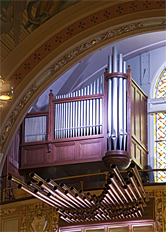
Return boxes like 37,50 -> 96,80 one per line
0,0 -> 166,174
150,61 -> 166,98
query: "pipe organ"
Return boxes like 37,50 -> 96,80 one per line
107,47 -> 127,151
54,75 -> 104,139
8,164 -> 150,224
20,46 -> 148,171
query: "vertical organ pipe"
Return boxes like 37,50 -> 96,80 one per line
87,86 -> 90,136
81,88 -> 84,136
54,74 -> 103,140
90,83 -> 93,135
59,95 -> 62,139
55,96 -> 58,139
100,75 -> 103,134
84,87 -> 87,136
70,93 -> 73,138
93,80 -> 96,134
72,92 -> 76,137
107,55 -> 112,150
123,61 -> 127,150
61,95 -> 64,138
118,54 -> 123,150
57,95 -> 60,139
68,93 -> 71,138
78,90 -> 81,136
75,91 -> 78,137
112,47 -> 118,150
96,78 -> 100,134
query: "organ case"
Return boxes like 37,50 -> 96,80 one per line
20,48 -> 148,171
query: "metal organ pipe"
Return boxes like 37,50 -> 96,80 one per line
123,61 -> 127,150
126,180 -> 138,201
75,91 -> 78,137
81,88 -> 84,136
90,83 -> 93,135
70,93 -> 73,138
78,90 -> 81,136
108,173 -> 128,203
72,91 -> 76,137
87,85 -> 90,136
107,55 -> 112,150
118,53 -> 123,150
53,74 -> 103,139
9,166 -> 148,224
107,47 -> 127,152
84,87 -> 87,136
93,80 -> 96,134
100,75 -> 103,133
111,164 -> 125,186
112,46 -> 118,150
18,183 -> 56,208
96,77 -> 100,134
128,172 -> 145,202
130,163 -> 149,202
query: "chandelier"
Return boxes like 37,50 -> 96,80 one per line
0,76 -> 13,107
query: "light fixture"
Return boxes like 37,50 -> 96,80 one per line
0,76 -> 13,101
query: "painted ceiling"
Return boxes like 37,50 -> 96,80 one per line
0,0 -> 80,62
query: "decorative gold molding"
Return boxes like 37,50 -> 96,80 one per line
1,18 -> 166,151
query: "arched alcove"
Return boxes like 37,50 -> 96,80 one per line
0,0 -> 166,174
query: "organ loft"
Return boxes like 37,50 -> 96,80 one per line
0,1 -> 166,231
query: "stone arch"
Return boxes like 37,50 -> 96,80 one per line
0,0 -> 166,174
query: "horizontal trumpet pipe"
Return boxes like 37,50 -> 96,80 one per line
8,174 -> 25,186
128,172 -> 147,206
83,196 -> 92,206
60,183 -> 85,208
122,185 -> 133,202
34,189 -> 63,208
107,180 -> 124,204
128,172 -> 143,199
64,190 -> 85,208
126,180 -> 138,201
18,183 -> 56,208
75,193 -> 90,208
108,173 -> 128,203
104,190 -> 116,205
110,164 -> 125,186
39,181 -> 76,209
106,186 -> 120,204
30,173 -> 75,208
130,163 -> 149,202
46,178 -> 78,208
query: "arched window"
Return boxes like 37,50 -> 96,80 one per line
154,69 -> 166,182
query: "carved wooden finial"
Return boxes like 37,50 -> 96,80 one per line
105,67 -> 108,74
128,65 -> 130,69
50,89 -> 53,93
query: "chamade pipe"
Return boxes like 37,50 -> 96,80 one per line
130,163 -> 149,202
30,173 -> 76,208
17,183 -> 56,208
128,172 -> 147,206
108,173 -> 128,203
110,164 -> 125,186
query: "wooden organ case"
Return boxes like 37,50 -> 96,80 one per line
20,47 -> 148,171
